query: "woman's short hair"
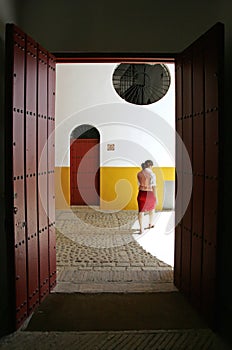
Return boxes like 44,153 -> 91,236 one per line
145,160 -> 153,167
141,162 -> 146,170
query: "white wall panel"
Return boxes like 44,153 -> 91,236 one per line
55,63 -> 175,168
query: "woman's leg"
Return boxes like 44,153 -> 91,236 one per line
138,211 -> 144,233
148,209 -> 155,228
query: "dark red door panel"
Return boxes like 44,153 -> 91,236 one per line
13,111 -> 24,177
15,243 -> 27,327
25,171 -> 37,237
38,172 -> 49,301
190,235 -> 202,308
175,23 -> 223,327
37,46 -> 49,302
27,234 -> 39,312
38,120 -> 48,172
38,46 -> 48,117
193,116 -> 204,174
48,54 -> 56,119
183,119 -> 193,165
26,37 -> 37,113
13,31 -> 25,111
6,24 -> 56,329
25,35 -> 40,314
180,228 -> 191,295
205,112 -> 219,177
175,62 -> 182,121
49,225 -> 56,290
204,32 -> 220,111
204,179 -> 218,246
70,138 -> 100,205
201,244 -> 217,323
11,26 -> 28,328
182,176 -> 192,230
38,173 -> 48,228
47,55 -> 55,225
48,171 -> 55,223
174,224 -> 182,288
14,179 -> 27,327
192,176 -> 204,235
192,43 -> 204,115
39,227 -> 49,301
26,36 -> 37,174
25,114 -> 36,174
13,179 -> 26,244
182,55 -> 192,117
26,176 -> 39,310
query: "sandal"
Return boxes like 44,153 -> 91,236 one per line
146,225 -> 154,230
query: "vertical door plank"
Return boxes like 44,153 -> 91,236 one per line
181,53 -> 193,296
25,35 -> 39,313
12,27 -> 28,327
48,54 -> 56,290
191,41 -> 204,308
200,24 -> 223,324
37,46 -> 49,302
174,58 -> 183,289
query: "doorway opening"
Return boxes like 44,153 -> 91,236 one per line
70,124 -> 100,206
54,60 -> 176,293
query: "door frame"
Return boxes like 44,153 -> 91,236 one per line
4,22 -> 223,333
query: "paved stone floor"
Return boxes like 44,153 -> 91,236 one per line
1,207 -> 231,349
54,207 -> 175,293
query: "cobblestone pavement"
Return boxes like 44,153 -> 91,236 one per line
54,207 -> 175,293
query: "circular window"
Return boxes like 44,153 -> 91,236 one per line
112,63 -> 171,105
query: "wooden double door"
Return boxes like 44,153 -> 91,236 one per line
5,22 -> 223,330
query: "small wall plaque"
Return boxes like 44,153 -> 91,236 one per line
107,144 -> 115,151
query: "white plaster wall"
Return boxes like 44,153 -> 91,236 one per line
55,63 -> 175,167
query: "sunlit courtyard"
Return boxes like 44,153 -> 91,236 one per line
132,211 -> 175,267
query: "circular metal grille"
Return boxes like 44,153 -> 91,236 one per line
112,63 -> 171,105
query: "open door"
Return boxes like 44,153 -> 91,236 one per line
5,24 -> 56,329
5,21 -> 223,331
175,23 -> 224,326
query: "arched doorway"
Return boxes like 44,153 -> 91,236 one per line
70,124 -> 100,206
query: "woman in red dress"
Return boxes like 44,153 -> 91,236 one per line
137,160 -> 157,233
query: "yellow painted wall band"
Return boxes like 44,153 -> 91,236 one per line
55,166 -> 175,210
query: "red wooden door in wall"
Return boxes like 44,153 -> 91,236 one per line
174,23 -> 224,326
70,139 -> 100,205
5,24 -> 56,329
